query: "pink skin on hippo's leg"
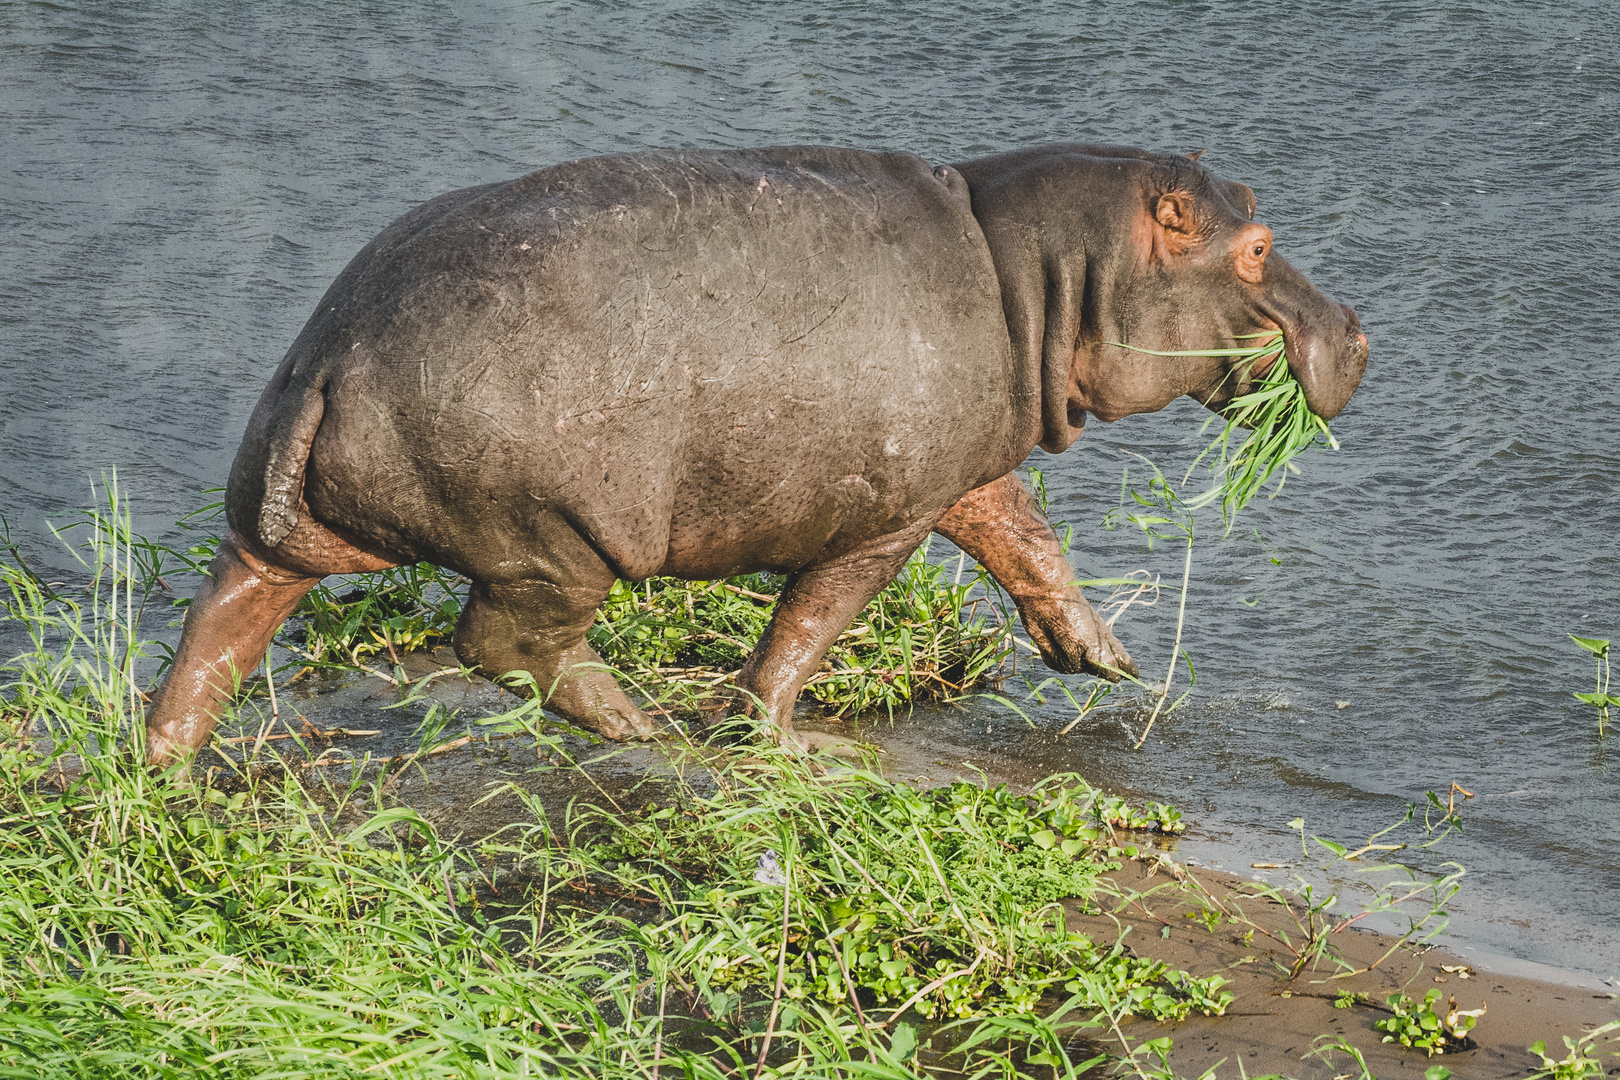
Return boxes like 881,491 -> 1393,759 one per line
935,472 -> 1136,681
145,531 -> 323,765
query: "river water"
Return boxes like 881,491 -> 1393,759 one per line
2,1 -> 1616,982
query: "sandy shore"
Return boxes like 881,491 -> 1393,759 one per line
1068,860 -> 1617,1078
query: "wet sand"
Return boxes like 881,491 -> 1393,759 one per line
239,655 -> 1618,1077
1069,862 -> 1617,1078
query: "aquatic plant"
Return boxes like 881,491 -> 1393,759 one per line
1104,455 -> 1197,748
1375,989 -> 1484,1056
563,759 -> 1230,1026
1164,793 -> 1468,984
1569,634 -> 1614,735
1528,1020 -> 1620,1080
1110,330 -> 1339,525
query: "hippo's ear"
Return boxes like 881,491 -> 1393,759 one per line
1184,148 -> 1207,162
1154,192 -> 1191,230
1152,192 -> 1200,255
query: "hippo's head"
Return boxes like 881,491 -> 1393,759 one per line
954,144 -> 1368,452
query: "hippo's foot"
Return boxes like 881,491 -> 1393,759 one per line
935,472 -> 1136,682
1016,594 -> 1138,681
453,572 -> 668,742
591,700 -> 662,741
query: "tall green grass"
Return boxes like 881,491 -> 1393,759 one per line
0,490 -> 1229,1079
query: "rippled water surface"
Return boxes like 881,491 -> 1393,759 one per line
2,1 -> 1616,979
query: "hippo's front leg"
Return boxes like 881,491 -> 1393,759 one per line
735,520 -> 939,746
935,473 -> 1136,681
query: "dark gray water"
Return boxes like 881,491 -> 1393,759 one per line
2,2 -> 1616,981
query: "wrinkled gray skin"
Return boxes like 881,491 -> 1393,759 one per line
146,143 -> 1367,763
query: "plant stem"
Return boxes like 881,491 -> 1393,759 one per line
1136,533 -> 1193,749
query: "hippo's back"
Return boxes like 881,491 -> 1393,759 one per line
232,147 -> 1023,583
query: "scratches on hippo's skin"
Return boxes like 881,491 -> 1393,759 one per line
461,404 -> 525,444
779,290 -> 850,346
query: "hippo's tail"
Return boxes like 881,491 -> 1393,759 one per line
254,380 -> 326,548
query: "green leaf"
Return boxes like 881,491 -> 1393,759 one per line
1569,635 -> 1611,657
888,1021 -> 917,1062
1313,837 -> 1349,858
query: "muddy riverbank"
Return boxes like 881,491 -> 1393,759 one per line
181,652 -> 1619,1076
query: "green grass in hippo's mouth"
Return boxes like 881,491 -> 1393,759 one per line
1109,330 -> 1340,524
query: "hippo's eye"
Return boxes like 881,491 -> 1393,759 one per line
1252,243 -> 1266,257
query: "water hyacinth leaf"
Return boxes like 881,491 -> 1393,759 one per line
887,1021 -> 917,1063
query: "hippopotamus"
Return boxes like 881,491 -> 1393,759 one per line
146,142 -> 1367,763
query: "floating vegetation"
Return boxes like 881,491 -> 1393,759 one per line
1570,634 -> 1614,735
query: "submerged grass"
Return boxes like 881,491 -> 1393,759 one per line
0,491 -> 1228,1079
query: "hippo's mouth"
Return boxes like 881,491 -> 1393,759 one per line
1190,325 -> 1289,415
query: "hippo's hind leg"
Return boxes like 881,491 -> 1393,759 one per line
453,547 -> 658,741
146,531 -> 324,764
735,521 -> 937,745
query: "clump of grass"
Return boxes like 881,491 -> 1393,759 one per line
1188,331 -> 1340,522
587,547 -> 1013,718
